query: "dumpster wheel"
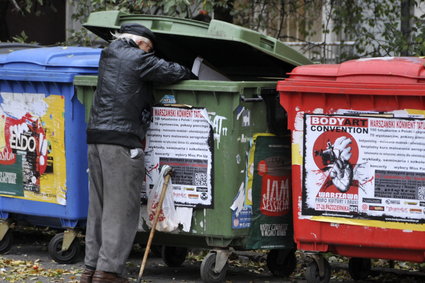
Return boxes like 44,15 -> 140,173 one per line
305,256 -> 331,283
162,246 -> 188,267
0,230 -> 13,254
48,232 -> 81,264
348,257 -> 371,280
267,248 -> 297,277
200,252 -> 229,283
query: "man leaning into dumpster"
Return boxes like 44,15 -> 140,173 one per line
80,23 -> 197,283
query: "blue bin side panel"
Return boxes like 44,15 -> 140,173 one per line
64,84 -> 89,221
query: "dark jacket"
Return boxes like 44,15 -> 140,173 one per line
87,39 -> 195,147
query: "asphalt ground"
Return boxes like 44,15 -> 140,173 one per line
0,227 -> 425,282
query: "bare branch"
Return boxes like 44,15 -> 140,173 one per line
10,0 -> 21,11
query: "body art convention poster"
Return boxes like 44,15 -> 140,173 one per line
303,113 -> 425,224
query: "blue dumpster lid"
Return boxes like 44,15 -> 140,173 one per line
0,46 -> 101,83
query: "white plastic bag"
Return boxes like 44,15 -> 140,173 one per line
147,165 -> 179,232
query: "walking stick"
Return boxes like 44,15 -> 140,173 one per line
137,170 -> 173,283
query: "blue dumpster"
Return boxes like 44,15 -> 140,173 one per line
0,47 -> 101,263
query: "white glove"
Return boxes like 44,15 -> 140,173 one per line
329,136 -> 353,192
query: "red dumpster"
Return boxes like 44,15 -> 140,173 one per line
277,57 -> 425,282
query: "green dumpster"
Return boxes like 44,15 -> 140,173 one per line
75,11 -> 312,282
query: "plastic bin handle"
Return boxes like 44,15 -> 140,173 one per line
240,94 -> 263,102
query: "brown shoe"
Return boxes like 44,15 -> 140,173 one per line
80,268 -> 95,283
92,270 -> 129,283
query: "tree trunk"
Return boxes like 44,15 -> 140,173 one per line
400,0 -> 413,56
214,0 -> 234,23
0,0 -> 10,41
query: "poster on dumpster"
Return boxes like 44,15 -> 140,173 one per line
0,92 -> 66,205
246,134 -> 293,249
303,113 -> 425,224
145,106 -> 213,208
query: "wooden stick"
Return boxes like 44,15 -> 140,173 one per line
137,173 -> 172,282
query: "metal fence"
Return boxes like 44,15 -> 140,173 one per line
285,41 -> 356,64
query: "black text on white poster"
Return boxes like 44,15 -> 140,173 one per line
145,107 -> 213,208
303,114 -> 425,223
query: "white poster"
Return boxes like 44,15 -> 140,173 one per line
303,113 -> 425,224
145,107 -> 213,208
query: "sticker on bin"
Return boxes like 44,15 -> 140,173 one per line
144,107 -> 213,208
303,113 -> 425,224
159,94 -> 176,104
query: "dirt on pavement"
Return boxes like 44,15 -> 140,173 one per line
1,227 -> 425,282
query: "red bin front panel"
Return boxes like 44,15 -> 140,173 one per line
278,57 -> 425,262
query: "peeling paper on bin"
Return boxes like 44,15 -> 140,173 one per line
293,111 -> 309,149
291,115 -> 304,167
230,182 -> 246,216
57,195 -> 66,205
405,109 -> 425,118
245,139 -> 255,205
176,207 -> 193,232
0,92 -> 66,205
291,144 -> 302,165
1,92 -> 48,118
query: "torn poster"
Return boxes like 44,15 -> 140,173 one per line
0,92 -> 66,205
246,134 -> 292,249
176,207 -> 193,232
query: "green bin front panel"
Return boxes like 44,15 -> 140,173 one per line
75,77 -> 293,248
153,82 -> 269,243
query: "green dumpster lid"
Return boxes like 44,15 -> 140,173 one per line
84,11 -> 312,80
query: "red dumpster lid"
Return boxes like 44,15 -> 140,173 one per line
277,57 -> 425,96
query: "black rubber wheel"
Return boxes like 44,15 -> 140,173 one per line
161,246 -> 188,267
200,252 -> 228,283
348,257 -> 371,280
0,230 -> 13,254
48,233 -> 81,264
305,257 -> 331,283
267,249 -> 297,277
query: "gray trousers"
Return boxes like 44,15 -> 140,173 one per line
85,144 -> 144,275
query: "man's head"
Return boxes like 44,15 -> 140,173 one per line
114,23 -> 156,52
